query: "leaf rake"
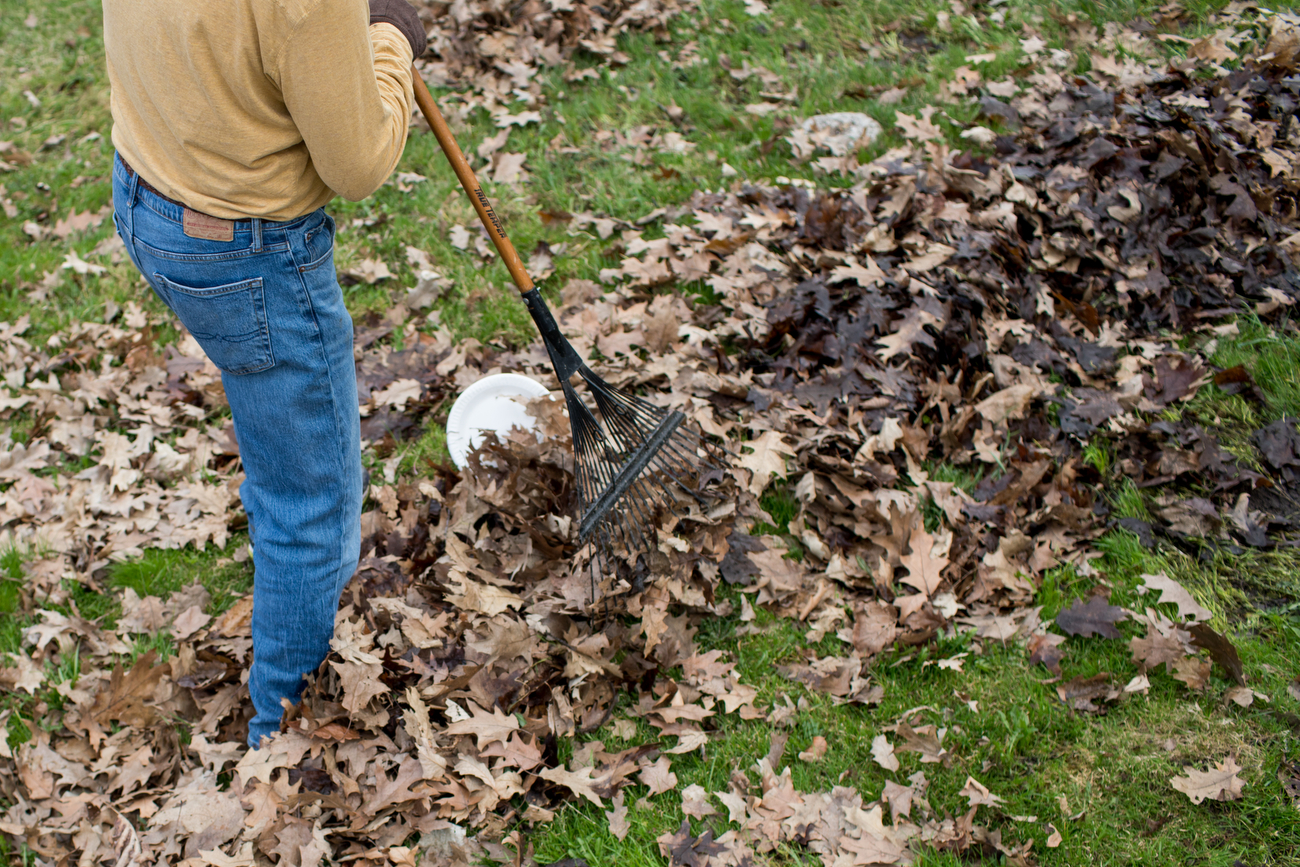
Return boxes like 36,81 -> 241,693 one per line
411,70 -> 728,595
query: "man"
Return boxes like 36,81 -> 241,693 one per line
103,0 -> 427,748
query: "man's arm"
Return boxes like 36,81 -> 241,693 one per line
276,0 -> 417,202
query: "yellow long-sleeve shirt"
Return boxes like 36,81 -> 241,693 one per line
103,0 -> 414,221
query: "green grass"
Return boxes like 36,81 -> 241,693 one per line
1159,316 -> 1300,474
390,419 -> 454,477
106,536 -> 254,616
1209,317 -> 1300,422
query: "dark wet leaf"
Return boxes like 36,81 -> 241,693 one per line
660,820 -> 728,867
1056,673 -> 1120,713
1147,356 -> 1207,406
1255,419 -> 1300,480
1189,623 -> 1246,686
1117,518 -> 1156,548
1055,596 -> 1127,640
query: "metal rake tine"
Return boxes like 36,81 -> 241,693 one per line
644,441 -> 718,502
611,495 -> 656,562
600,394 -> 726,473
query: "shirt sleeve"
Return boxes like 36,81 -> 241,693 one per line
276,2 -> 414,202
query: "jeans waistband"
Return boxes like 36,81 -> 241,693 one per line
117,155 -> 191,211
113,152 -> 321,233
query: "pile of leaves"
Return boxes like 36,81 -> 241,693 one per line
589,12 -> 1300,575
5,6 -> 1300,867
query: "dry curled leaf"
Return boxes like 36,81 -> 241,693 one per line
1189,623 -> 1246,687
798,735 -> 828,762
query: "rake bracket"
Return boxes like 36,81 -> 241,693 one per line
522,289 -> 583,381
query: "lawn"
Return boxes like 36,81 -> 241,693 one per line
3,0 -> 1300,865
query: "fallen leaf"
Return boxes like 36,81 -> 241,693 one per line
1171,756 -> 1246,804
443,702 -> 521,749
540,764 -> 604,806
606,790 -> 630,839
897,526 -> 950,597
172,605 -> 211,641
798,736 -> 828,762
1055,596 -> 1127,639
1027,633 -> 1066,675
959,775 -> 1004,808
1129,632 -> 1188,674
1056,673 -> 1121,713
1172,656 -> 1213,691
639,755 -> 677,797
681,783 -> 717,818
1140,572 -> 1212,622
881,779 -> 913,823
89,651 -> 165,727
738,430 -> 795,495
896,107 -> 943,141
1189,623 -> 1245,686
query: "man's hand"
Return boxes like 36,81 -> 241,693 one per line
369,0 -> 427,59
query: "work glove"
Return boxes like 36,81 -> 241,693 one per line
369,0 -> 427,59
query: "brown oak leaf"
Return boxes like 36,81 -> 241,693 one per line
959,775 -> 1004,808
1056,673 -> 1120,713
871,734 -> 899,771
540,764 -> 604,806
1140,572 -> 1211,622
606,790 -> 630,840
1128,632 -> 1188,673
1171,756 -> 1246,804
877,306 -> 940,361
443,702 -> 520,749
898,526 -> 950,597
89,650 -> 165,727
1027,632 -> 1067,675
639,755 -> 678,797
681,783 -> 718,818
798,736 -> 828,762
737,430 -> 795,496
1172,656 -> 1213,691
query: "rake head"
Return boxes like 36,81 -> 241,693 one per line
522,290 -> 727,594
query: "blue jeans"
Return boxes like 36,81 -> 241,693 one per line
112,153 -> 362,748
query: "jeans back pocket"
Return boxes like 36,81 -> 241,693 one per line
153,273 -> 275,375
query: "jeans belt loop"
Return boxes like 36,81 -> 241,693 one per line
251,218 -> 263,253
123,156 -> 140,238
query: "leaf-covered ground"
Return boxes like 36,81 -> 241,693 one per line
4,1 -> 1300,866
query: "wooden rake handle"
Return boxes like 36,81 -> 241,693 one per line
410,65 -> 535,294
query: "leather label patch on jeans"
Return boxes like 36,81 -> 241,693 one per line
183,208 -> 235,242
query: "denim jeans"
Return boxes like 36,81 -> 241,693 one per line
112,153 -> 362,748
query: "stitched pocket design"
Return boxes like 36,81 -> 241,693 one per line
153,274 -> 274,375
